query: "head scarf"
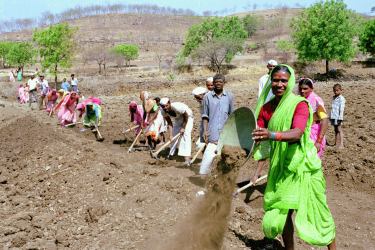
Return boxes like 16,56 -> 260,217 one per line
129,101 -> 138,112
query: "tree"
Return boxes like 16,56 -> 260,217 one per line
359,19 -> 375,57
242,14 -> 258,37
33,23 -> 76,85
181,16 -> 247,71
291,0 -> 358,75
6,42 -> 35,72
111,44 -> 139,67
0,41 -> 13,68
276,40 -> 294,62
192,38 -> 243,73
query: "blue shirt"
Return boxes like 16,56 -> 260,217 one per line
202,90 -> 234,143
61,81 -> 70,92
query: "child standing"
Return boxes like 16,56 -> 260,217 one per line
330,84 -> 346,148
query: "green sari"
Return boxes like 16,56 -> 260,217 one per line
253,65 -> 335,246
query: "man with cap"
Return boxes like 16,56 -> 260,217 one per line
192,86 -> 209,149
38,74 -> 49,110
200,73 -> 234,176
206,76 -> 214,91
27,74 -> 39,108
160,97 -> 194,165
258,59 -> 277,103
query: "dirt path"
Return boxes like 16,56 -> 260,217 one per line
0,79 -> 374,249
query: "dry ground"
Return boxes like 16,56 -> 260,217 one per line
0,63 -> 374,249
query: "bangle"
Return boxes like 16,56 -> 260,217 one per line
270,132 -> 276,140
275,132 -> 283,141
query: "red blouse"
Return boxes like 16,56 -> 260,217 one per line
257,100 -> 309,132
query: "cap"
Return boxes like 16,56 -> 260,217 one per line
267,59 -> 278,66
206,77 -> 213,83
160,97 -> 169,106
192,87 -> 208,96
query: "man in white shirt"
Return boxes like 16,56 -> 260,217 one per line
160,97 -> 194,165
71,74 -> 78,92
27,75 -> 39,108
258,59 -> 277,103
38,75 -> 49,109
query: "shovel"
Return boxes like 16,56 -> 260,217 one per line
128,129 -> 143,153
123,125 -> 139,134
94,125 -> 104,142
189,144 -> 206,165
64,121 -> 83,127
151,133 -> 181,159
233,174 -> 268,197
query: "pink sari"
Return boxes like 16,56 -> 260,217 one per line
57,93 -> 78,126
18,86 -> 27,104
306,91 -> 326,158
129,101 -> 144,134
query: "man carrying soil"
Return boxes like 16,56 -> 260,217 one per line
200,74 -> 234,176
160,97 -> 194,165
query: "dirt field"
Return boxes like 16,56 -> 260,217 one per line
0,63 -> 374,249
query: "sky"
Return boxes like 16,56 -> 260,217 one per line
0,0 -> 373,20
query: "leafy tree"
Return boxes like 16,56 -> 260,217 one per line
182,16 -> 247,71
6,42 -> 35,72
276,40 -> 294,62
242,14 -> 258,37
0,41 -> 13,68
359,19 -> 375,57
111,44 -> 139,67
291,0 -> 358,75
33,23 -> 76,85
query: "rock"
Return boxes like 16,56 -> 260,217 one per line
0,177 -> 8,184
135,213 -> 143,219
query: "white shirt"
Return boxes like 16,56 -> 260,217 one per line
162,102 -> 193,121
71,78 -> 78,86
40,79 -> 49,91
258,74 -> 274,103
27,78 -> 38,91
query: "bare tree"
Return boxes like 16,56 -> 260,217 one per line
192,38 -> 243,73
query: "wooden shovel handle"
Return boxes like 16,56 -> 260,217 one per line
152,133 -> 181,158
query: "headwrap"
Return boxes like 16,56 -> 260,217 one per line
76,103 -> 85,111
192,87 -> 208,96
129,101 -> 138,112
140,91 -> 150,102
206,77 -> 213,83
159,97 -> 169,106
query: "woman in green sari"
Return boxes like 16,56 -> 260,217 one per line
252,65 -> 336,250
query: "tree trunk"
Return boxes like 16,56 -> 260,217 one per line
98,63 -> 102,74
54,64 -> 58,89
103,63 -> 106,75
325,60 -> 329,76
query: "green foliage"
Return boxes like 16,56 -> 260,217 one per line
0,41 -> 13,67
291,0 -> 358,73
242,14 -> 258,37
33,23 -> 76,83
182,16 -> 247,58
182,16 -> 247,72
276,40 -> 294,53
6,42 -> 35,67
359,19 -> 375,56
112,44 -> 139,66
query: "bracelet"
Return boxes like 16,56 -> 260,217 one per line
275,132 -> 283,141
270,132 -> 276,140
